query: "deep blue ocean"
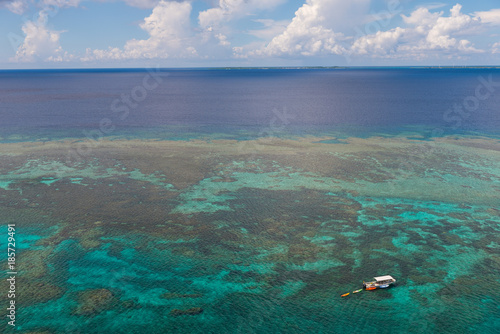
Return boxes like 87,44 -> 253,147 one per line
0,69 -> 499,334
1,68 -> 500,141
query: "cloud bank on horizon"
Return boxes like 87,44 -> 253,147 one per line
2,0 -> 500,67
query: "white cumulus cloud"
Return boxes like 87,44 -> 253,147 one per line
474,8 -> 500,25
6,0 -> 81,62
350,4 -> 484,59
249,0 -> 370,57
402,7 -> 441,28
13,12 -> 65,62
82,1 -> 195,60
351,27 -> 406,56
425,4 -> 479,50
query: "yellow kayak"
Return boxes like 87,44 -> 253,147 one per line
341,293 -> 349,297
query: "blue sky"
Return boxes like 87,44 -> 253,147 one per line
1,0 -> 500,68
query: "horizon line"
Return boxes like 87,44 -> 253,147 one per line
2,65 -> 500,71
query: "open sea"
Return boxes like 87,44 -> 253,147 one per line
0,68 -> 499,333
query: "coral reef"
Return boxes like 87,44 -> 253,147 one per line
0,136 -> 499,333
73,289 -> 116,316
169,307 -> 203,316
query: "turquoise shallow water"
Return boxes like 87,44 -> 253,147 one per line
0,134 -> 499,334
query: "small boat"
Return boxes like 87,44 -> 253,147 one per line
353,289 -> 362,293
363,275 -> 396,290
341,293 -> 349,297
